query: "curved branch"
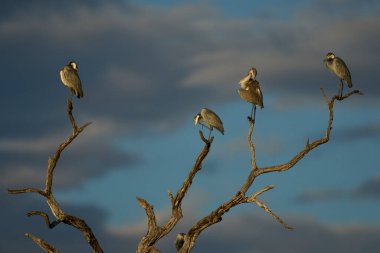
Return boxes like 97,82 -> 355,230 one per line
177,88 -> 362,252
241,117 -> 258,194
136,131 -> 214,253
62,214 -> 103,252
27,211 -> 62,229
137,197 -> 161,237
9,100 -> 102,253
249,185 -> 274,200
45,100 -> 91,195
258,89 -> 362,175
177,113 -> 260,252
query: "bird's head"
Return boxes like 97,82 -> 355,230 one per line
248,67 -> 257,79
239,67 -> 256,88
194,114 -> 201,126
69,61 -> 78,70
326,52 -> 335,60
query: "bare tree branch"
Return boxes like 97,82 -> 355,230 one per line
241,117 -> 258,194
249,185 -> 274,199
258,89 -> 363,175
45,100 -> 91,196
9,81 -> 363,253
27,211 -> 62,229
136,130 -> 214,253
246,185 -> 292,230
137,197 -> 161,237
175,89 -> 362,253
25,233 -> 59,253
8,188 -> 46,196
251,198 -> 293,230
8,100 -> 102,253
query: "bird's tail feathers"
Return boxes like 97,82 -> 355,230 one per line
76,89 -> 84,98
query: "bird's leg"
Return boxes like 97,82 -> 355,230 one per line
339,80 -> 343,99
249,105 -> 256,123
199,123 -> 212,138
199,123 -> 209,130
208,127 -> 213,140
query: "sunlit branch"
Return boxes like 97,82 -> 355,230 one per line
136,131 -> 214,253
25,233 -> 59,253
176,88 -> 362,253
8,100 -> 102,253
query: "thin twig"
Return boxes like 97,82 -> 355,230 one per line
7,188 -> 46,197
252,199 -> 293,230
25,233 -> 59,253
27,211 -> 62,229
250,185 -> 274,200
246,185 -> 292,230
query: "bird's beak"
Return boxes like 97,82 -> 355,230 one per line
194,115 -> 199,126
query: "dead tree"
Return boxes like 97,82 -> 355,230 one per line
8,100 -> 102,253
136,88 -> 363,253
8,87 -> 362,253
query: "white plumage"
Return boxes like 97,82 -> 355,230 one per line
60,61 -> 84,99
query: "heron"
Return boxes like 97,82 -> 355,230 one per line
174,233 -> 186,252
239,67 -> 257,89
194,108 -> 224,138
60,61 -> 84,99
238,68 -> 264,121
323,52 -> 352,98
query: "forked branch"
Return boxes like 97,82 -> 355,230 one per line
9,86 -> 362,253
8,100 -> 102,253
175,88 -> 362,253
136,131 -> 214,253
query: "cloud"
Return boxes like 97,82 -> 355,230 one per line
190,213 -> 380,253
353,175 -> 380,199
0,0 -> 377,210
0,123 -> 139,189
335,122 -> 380,142
1,193 -> 132,253
295,189 -> 347,203
1,0 -> 379,140
105,196 -> 380,253
295,174 -> 380,203
3,181 -> 380,253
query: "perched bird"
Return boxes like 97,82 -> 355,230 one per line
174,233 -> 186,252
237,68 -> 264,121
323,52 -> 352,98
239,67 -> 257,89
194,108 -> 224,138
60,61 -> 84,99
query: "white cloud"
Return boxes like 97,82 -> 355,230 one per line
0,134 -> 63,153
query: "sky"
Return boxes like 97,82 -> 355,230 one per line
1,0 -> 380,252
